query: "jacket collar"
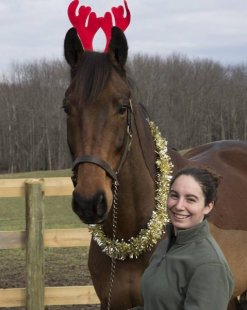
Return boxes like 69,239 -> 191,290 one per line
166,220 -> 210,245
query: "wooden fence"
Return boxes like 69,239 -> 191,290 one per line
0,177 -> 100,309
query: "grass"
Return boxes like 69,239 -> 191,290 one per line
0,169 -> 83,231
0,169 -> 72,179
0,170 -> 100,310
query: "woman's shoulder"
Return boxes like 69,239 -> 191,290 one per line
191,233 -> 231,271
204,234 -> 230,264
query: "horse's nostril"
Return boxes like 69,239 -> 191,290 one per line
95,193 -> 107,217
72,192 -> 86,218
72,190 -> 108,223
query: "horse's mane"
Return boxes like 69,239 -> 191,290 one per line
139,102 -> 151,120
74,51 -> 112,106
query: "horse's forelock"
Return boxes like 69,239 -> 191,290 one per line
74,52 -> 112,106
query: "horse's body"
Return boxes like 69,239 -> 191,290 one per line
63,27 -> 247,309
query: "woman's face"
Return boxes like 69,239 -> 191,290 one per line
167,175 -> 213,232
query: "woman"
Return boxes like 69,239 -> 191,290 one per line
130,167 -> 234,310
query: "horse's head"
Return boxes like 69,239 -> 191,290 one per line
63,27 -> 132,224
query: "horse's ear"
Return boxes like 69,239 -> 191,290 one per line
64,27 -> 84,67
108,27 -> 128,68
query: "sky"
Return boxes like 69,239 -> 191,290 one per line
0,0 -> 247,74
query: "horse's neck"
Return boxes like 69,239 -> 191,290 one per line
168,148 -> 189,172
104,105 -> 156,240
117,126 -> 156,239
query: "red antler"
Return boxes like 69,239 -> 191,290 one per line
101,0 -> 131,52
99,12 -> 113,53
112,0 -> 131,31
68,0 -> 100,50
67,0 -> 131,52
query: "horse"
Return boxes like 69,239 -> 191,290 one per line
63,26 -> 247,310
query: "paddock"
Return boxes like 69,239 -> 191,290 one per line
0,177 -> 100,309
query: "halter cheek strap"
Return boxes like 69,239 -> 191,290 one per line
115,99 -> 133,174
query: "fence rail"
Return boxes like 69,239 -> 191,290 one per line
0,228 -> 91,249
0,177 -> 73,197
0,286 -> 99,307
0,177 -> 100,309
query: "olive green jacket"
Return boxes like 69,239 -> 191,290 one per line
130,220 -> 234,310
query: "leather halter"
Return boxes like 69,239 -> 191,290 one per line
71,99 -> 133,186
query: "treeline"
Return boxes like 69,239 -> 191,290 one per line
128,54 -> 247,149
0,60 -> 70,173
0,55 -> 246,173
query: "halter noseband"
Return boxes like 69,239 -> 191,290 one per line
71,99 -> 133,187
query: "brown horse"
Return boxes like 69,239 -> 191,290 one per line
63,27 -> 247,310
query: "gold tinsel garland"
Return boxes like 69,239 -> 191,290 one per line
88,121 -> 173,260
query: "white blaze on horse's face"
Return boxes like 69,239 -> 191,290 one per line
64,27 -> 130,224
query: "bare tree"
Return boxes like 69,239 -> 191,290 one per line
0,55 -> 246,173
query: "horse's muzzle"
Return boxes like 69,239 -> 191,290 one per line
72,190 -> 108,224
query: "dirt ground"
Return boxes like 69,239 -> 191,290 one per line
0,248 -> 100,310
1,248 -> 247,310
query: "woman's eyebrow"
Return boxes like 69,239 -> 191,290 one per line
169,189 -> 178,194
186,194 -> 199,200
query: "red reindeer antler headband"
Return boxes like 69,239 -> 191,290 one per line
68,0 -> 131,52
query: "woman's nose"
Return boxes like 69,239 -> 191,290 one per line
174,198 -> 185,210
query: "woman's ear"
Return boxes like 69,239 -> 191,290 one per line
204,201 -> 214,216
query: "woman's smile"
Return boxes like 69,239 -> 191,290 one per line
171,212 -> 190,220
167,175 -> 213,232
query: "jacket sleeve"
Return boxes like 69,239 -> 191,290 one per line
184,263 -> 234,310
128,307 -> 144,310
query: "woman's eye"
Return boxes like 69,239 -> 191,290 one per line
169,192 -> 178,199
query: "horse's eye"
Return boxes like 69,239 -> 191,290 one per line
117,104 -> 128,115
62,98 -> 70,114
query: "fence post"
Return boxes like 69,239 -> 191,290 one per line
25,180 -> 45,310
